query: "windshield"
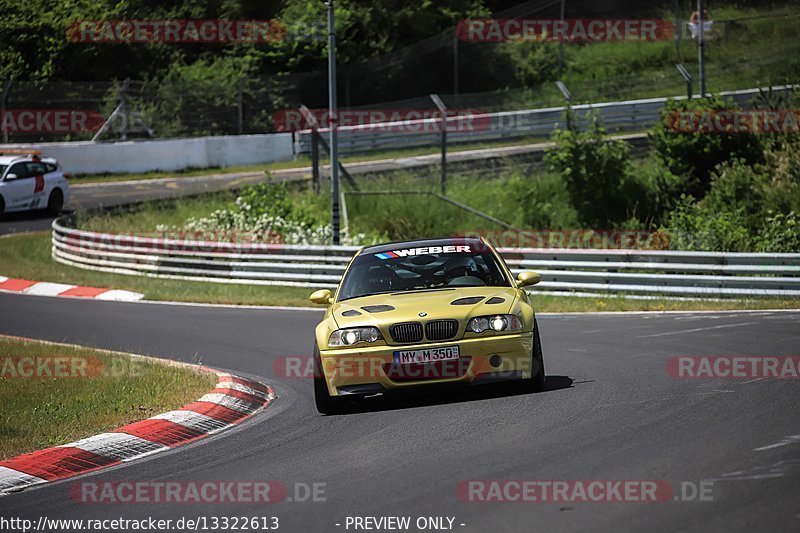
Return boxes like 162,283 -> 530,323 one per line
337,244 -> 510,301
0,165 -> 7,177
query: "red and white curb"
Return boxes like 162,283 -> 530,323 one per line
0,371 -> 274,496
0,276 -> 143,302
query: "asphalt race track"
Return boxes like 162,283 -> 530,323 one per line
0,292 -> 798,532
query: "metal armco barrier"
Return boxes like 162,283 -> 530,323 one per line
294,85 -> 796,155
52,218 -> 800,298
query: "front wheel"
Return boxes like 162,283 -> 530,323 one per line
521,319 -> 546,393
313,344 -> 348,415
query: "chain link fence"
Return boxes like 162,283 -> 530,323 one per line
1,0 -> 798,143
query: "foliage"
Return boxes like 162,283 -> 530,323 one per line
649,96 -> 763,198
544,115 -> 643,228
755,212 -> 800,253
662,142 -> 800,252
508,170 -> 579,230
157,180 -> 373,245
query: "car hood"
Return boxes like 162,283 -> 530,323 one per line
331,286 -> 518,328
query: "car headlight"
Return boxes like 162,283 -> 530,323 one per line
328,327 -> 383,347
468,315 -> 523,334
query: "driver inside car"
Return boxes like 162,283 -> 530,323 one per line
444,255 -> 486,286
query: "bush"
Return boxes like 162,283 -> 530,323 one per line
661,142 -> 800,252
663,195 -> 753,252
755,212 -> 800,253
156,180 -> 371,245
544,115 -> 644,228
628,156 -> 685,226
649,96 -> 763,199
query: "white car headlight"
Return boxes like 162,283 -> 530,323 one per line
468,315 -> 523,334
328,327 -> 383,347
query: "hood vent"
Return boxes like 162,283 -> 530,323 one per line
486,297 -> 506,305
451,296 -> 485,306
362,305 -> 395,313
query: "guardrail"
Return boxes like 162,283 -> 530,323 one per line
52,218 -> 800,299
294,85 -> 796,155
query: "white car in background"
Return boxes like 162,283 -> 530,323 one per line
0,150 -> 70,215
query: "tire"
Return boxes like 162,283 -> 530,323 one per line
0,195 -> 5,216
47,189 -> 64,215
313,343 -> 348,415
521,319 -> 546,393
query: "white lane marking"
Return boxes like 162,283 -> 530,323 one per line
742,378 -> 766,384
152,410 -> 231,434
137,299 -> 321,312
0,467 -> 47,495
196,393 -> 261,414
22,282 -> 76,296
94,289 -> 144,301
754,435 -> 800,452
62,432 -> 168,461
636,322 -> 758,338
708,460 -> 799,481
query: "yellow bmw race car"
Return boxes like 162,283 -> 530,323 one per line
309,237 -> 545,414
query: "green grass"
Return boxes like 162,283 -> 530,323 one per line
0,336 -> 216,459
1,232 -> 798,311
73,167 -> 572,241
77,193 -> 237,234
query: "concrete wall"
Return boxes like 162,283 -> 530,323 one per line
0,133 -> 294,175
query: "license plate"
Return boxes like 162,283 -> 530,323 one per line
393,345 -> 460,365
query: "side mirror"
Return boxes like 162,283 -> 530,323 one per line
5,173 -> 18,180
309,289 -> 333,305
516,271 -> 542,288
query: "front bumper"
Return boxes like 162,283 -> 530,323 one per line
319,332 -> 535,397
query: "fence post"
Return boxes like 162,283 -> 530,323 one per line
119,79 -> 130,140
311,129 -> 320,194
300,105 -> 322,194
453,34 -> 459,106
237,78 -> 244,135
555,81 -> 573,131
676,63 -> 694,99
0,80 -> 11,143
430,94 -> 448,196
